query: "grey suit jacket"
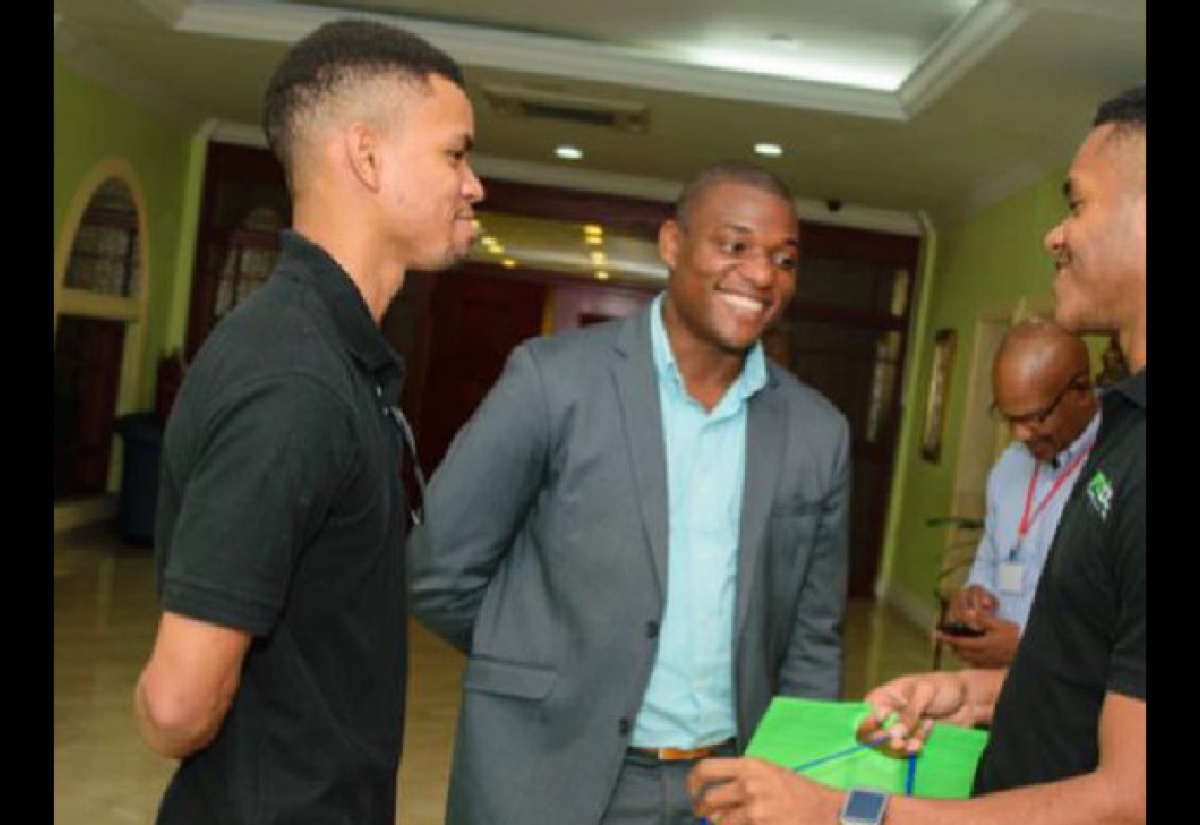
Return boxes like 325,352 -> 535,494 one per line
409,306 -> 851,825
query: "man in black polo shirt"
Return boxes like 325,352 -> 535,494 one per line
687,84 -> 1145,825
132,19 -> 483,824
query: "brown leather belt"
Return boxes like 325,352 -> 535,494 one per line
628,739 -> 735,761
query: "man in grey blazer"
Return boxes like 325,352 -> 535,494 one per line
410,160 -> 851,825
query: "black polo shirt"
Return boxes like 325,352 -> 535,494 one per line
973,369 -> 1146,794
154,230 -> 411,824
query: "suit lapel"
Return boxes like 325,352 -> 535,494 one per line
612,311 -> 669,601
736,377 -> 785,636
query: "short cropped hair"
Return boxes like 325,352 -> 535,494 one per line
1092,83 -> 1145,188
674,160 -> 795,230
262,18 -> 464,186
1094,83 -> 1145,130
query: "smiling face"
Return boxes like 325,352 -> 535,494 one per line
376,74 -> 484,272
659,180 -> 799,358
1044,124 -> 1146,337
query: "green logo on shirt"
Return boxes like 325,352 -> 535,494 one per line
1087,470 -> 1112,520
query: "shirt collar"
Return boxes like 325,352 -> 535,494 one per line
275,229 -> 403,386
1110,367 -> 1147,409
1050,406 -> 1103,470
649,293 -> 768,405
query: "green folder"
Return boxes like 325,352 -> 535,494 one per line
745,697 -> 989,799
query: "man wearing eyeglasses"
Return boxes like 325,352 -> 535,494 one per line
936,318 -> 1101,669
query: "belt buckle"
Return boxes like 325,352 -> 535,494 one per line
657,745 -> 709,761
649,739 -> 731,761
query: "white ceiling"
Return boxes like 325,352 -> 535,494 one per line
54,0 -> 1145,239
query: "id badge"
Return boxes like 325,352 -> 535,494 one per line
997,560 -> 1025,595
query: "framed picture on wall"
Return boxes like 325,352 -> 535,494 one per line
921,329 -> 957,463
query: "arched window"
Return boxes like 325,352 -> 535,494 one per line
54,163 -> 149,515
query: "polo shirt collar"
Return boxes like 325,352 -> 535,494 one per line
276,230 -> 402,381
1111,368 -> 1146,409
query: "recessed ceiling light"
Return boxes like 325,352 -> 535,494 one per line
585,235 -> 603,246
590,251 -> 607,264
556,144 -> 584,160
502,259 -> 517,269
595,271 -> 610,280
583,225 -> 603,236
754,142 -> 783,157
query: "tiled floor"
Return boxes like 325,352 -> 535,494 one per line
53,521 -> 938,825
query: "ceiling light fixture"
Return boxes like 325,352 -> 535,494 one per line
754,142 -> 783,157
555,144 -> 584,160
595,271 -> 610,280
503,259 -> 517,269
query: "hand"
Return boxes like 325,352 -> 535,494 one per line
945,585 -> 998,625
687,756 -> 840,825
935,614 -> 1021,669
858,672 -> 977,754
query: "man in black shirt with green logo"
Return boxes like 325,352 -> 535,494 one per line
688,83 -> 1145,825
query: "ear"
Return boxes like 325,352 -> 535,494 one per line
658,219 -> 680,270
345,122 -> 380,191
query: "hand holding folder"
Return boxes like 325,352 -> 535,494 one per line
744,696 -> 988,798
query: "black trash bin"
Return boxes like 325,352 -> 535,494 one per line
115,412 -> 163,545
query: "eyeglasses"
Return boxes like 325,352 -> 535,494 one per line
989,370 -> 1089,427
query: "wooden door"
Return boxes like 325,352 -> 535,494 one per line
771,227 -> 919,598
53,317 -> 126,499
414,268 -> 548,476
550,281 -> 653,332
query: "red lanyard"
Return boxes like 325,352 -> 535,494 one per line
1018,445 -> 1093,539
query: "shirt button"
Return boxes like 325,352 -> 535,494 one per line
618,719 -> 630,736
646,620 -> 660,639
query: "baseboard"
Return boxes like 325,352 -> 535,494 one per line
54,495 -> 117,534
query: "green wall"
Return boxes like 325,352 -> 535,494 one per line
880,173 -> 1071,615
54,54 -> 195,408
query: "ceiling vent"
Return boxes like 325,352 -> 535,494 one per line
482,83 -> 649,134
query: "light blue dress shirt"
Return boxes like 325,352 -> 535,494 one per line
631,294 -> 768,748
966,410 -> 1102,628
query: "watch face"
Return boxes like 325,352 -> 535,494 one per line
841,788 -> 888,824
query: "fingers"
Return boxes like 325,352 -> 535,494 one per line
688,758 -> 741,816
961,586 -> 998,615
887,680 -> 938,752
864,677 -> 911,721
865,673 -> 959,753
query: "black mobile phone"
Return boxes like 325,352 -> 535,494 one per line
937,621 -> 986,638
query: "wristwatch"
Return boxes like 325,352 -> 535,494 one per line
839,787 -> 890,824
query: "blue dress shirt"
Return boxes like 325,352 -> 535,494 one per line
631,294 -> 767,748
966,410 -> 1102,628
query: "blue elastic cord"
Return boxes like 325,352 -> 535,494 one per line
905,753 -> 918,795
789,734 -> 889,773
